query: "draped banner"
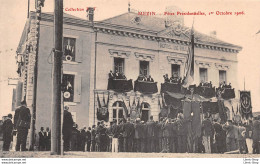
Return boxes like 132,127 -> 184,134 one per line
240,91 -> 252,119
107,79 -> 133,92
161,82 -> 182,93
134,81 -> 158,94
96,92 -> 109,122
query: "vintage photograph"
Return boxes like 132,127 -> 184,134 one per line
0,0 -> 260,161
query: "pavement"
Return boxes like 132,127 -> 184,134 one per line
1,151 -> 260,158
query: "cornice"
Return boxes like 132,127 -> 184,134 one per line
31,11 -> 242,53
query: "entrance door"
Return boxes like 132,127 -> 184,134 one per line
141,110 -> 149,122
141,102 -> 150,122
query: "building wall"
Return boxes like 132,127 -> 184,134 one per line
35,20 -> 94,131
88,30 -> 239,125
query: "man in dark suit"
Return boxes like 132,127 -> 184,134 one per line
80,127 -> 87,152
45,127 -> 51,151
114,71 -> 119,79
122,118 -> 135,152
108,70 -> 114,79
62,106 -> 74,151
164,74 -> 170,83
2,114 -> 13,151
146,116 -> 156,152
147,75 -> 154,82
14,101 -> 31,151
134,118 -> 142,152
91,125 -> 96,152
86,127 -> 91,152
252,116 -> 260,154
38,127 -> 46,151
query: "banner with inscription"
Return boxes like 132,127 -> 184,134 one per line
240,91 -> 252,119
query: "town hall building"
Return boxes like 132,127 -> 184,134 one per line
14,8 -> 242,131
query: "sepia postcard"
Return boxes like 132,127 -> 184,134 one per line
0,0 -> 260,163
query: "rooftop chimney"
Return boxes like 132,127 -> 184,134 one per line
87,7 -> 94,21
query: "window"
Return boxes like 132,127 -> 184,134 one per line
171,64 -> 180,77
219,70 -> 227,84
112,101 -> 124,124
139,61 -> 149,77
199,68 -> 208,83
62,74 -> 75,102
114,58 -> 124,73
63,37 -> 76,61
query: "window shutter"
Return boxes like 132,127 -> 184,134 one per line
74,75 -> 81,102
75,38 -> 83,63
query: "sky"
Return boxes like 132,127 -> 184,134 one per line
0,0 -> 260,118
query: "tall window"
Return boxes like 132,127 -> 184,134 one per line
140,61 -> 149,77
199,68 -> 208,83
171,64 -> 180,77
219,70 -> 227,84
114,58 -> 124,73
112,101 -> 124,123
62,74 -> 75,102
63,37 -> 76,61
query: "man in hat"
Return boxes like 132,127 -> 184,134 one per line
223,120 -> 236,152
252,116 -> 260,154
62,106 -> 74,151
146,116 -> 156,152
14,101 -> 31,151
134,118 -> 142,152
2,114 -> 13,151
122,117 -> 135,152
38,127 -> 46,151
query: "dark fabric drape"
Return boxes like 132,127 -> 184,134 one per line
107,79 -> 133,92
134,81 -> 158,94
161,82 -> 182,93
201,101 -> 219,114
197,86 -> 216,98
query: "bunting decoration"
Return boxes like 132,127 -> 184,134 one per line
122,100 -> 129,119
97,92 -> 109,122
130,98 -> 139,120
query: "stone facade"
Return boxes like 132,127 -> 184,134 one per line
16,11 -> 241,131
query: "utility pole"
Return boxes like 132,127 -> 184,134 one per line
51,0 -> 63,155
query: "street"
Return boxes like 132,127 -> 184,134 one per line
1,151 -> 260,158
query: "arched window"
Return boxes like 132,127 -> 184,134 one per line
112,101 -> 125,123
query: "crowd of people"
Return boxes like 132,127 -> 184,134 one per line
60,113 -> 260,154
2,101 -> 260,154
163,74 -> 182,84
136,75 -> 154,82
108,70 -> 127,80
199,81 -> 213,88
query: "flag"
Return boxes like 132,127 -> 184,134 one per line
137,99 -> 141,116
182,22 -> 195,88
97,93 -> 101,108
106,92 -> 109,107
158,97 -> 161,110
102,92 -> 106,106
232,106 -> 235,121
122,100 -> 128,118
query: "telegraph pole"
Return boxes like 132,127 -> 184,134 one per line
51,0 -> 63,155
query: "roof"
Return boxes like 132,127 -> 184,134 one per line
100,12 -> 241,49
